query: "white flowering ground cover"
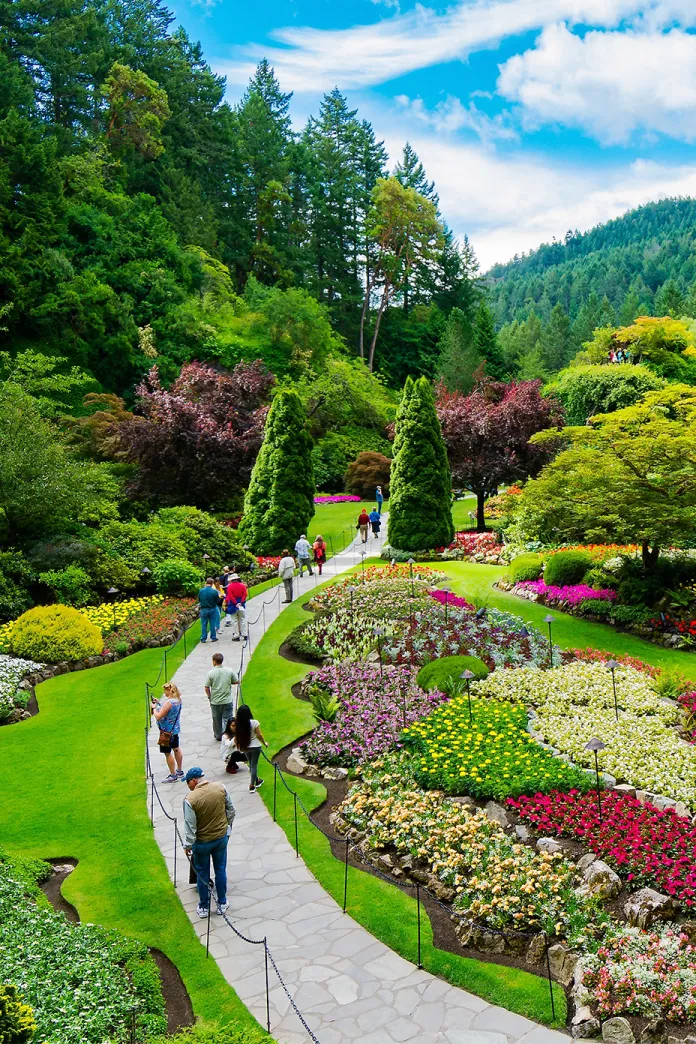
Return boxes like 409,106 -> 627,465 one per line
0,654 -> 42,722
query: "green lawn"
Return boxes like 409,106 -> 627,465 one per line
240,567 -> 567,1029
451,496 -> 478,531
308,499 -> 385,558
0,618 -> 269,1036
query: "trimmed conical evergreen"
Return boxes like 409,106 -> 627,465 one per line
387,377 -> 454,551
240,390 -> 315,554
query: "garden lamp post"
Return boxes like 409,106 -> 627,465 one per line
475,607 -> 486,621
461,669 -> 475,723
390,558 -> 396,568
360,549 -> 367,582
441,586 -> 452,626
373,626 -> 384,684
543,614 -> 554,669
107,587 -> 119,630
519,625 -> 529,639
408,558 -> 415,599
141,566 -> 150,584
348,586 -> 357,614
585,737 -> 606,825
606,659 -> 620,721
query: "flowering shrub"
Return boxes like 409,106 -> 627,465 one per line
650,613 -> 696,639
428,589 -> 474,610
563,647 -> 659,677
546,544 -> 640,562
256,555 -> 281,570
0,655 -> 42,721
102,598 -> 195,654
81,595 -> 165,634
680,691 -> 696,743
287,607 -> 398,663
298,664 -> 448,766
510,790 -> 696,907
402,696 -> 592,800
313,494 -> 361,503
582,926 -> 696,1021
447,532 -> 502,555
517,579 -> 617,606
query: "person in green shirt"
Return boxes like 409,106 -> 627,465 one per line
204,652 -> 239,740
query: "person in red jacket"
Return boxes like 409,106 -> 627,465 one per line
357,508 -> 370,543
224,573 -> 248,642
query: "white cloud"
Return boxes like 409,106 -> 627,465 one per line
498,23 -> 696,144
217,0 -> 696,93
395,94 -> 518,142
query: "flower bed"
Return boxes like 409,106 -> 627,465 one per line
510,790 -> 696,907
313,494 -> 361,503
563,647 -> 659,677
650,614 -> 696,641
0,596 -> 169,650
298,664 -> 448,766
256,555 -> 281,570
307,577 -> 435,620
428,589 -> 474,610
680,691 -> 696,743
0,655 -> 42,722
102,598 -> 196,655
581,927 -> 696,1020
402,696 -> 592,800
517,579 -> 617,607
443,532 -> 504,561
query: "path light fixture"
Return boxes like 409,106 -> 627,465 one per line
585,737 -> 606,824
461,669 -> 475,723
373,626 -> 384,683
407,558 -> 415,598
543,614 -> 555,669
390,558 -> 396,568
475,607 -> 487,621
107,587 -> 119,630
347,585 -> 357,614
519,625 -> 529,639
441,586 -> 452,626
141,566 -> 151,576
606,659 -> 620,721
202,553 -> 210,562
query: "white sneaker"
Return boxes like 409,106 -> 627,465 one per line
196,903 -> 209,918
215,901 -> 229,916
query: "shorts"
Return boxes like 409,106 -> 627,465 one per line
159,733 -> 180,755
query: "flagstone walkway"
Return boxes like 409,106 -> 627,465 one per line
148,524 -> 570,1044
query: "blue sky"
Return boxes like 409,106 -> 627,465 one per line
170,0 -> 696,268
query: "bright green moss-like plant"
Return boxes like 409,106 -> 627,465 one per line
417,655 -> 489,692
10,605 -> 103,663
508,553 -> 543,583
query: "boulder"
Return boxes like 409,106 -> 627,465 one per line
640,1020 -> 666,1044
680,921 -> 696,943
547,943 -> 579,986
484,801 -> 510,828
624,888 -> 675,929
305,763 -> 321,778
451,795 -> 476,809
426,874 -> 455,902
613,784 -> 637,799
322,766 -> 348,781
582,859 -> 622,899
602,1018 -> 635,1044
399,853 -> 414,872
572,1006 -> 600,1039
645,793 -> 676,812
536,837 -> 562,854
515,824 -> 531,842
673,802 -> 691,819
577,853 -> 597,873
525,934 -> 546,965
377,853 -> 395,873
286,752 -> 308,775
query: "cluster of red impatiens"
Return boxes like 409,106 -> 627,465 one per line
509,790 -> 696,907
679,691 -> 696,744
564,646 -> 659,676
649,613 -> 696,637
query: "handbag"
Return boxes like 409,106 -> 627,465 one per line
158,701 -> 181,746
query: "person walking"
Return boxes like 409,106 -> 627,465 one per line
278,549 -> 295,602
204,652 -> 239,741
224,572 -> 248,642
183,767 -> 236,918
357,508 -> 370,543
198,578 -> 221,644
368,507 -> 381,539
295,534 -> 313,576
234,704 -> 269,792
376,485 -> 384,514
312,534 -> 327,576
151,682 -> 184,783
219,719 -> 248,775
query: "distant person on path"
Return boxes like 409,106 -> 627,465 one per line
234,704 -> 269,792
151,682 -> 184,783
368,508 -> 381,539
224,572 -> 248,642
212,579 -> 226,633
198,578 -> 221,643
357,508 -> 370,543
278,550 -> 295,603
183,767 -> 236,918
376,486 -> 384,514
219,719 -> 248,775
313,534 -> 327,575
295,534 -> 313,576
204,652 -> 239,741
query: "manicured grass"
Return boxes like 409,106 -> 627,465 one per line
241,572 -> 567,1029
0,618 -> 270,1035
451,496 -> 478,531
308,500 -> 384,558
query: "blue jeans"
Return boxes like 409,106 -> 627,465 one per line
192,833 -> 229,908
200,607 -> 217,641
377,499 -> 383,515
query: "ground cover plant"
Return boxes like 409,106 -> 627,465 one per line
510,790 -> 696,907
563,647 -> 659,676
0,655 -> 42,721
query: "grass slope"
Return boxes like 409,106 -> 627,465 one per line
308,500 -> 382,558
0,621 -> 269,1036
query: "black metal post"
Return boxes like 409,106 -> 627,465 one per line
206,892 -> 212,957
130,1006 -> 137,1044
547,622 -> 553,668
264,938 -> 271,1033
150,773 -> 154,823
402,681 -> 407,728
409,561 -> 414,599
594,750 -> 603,824
164,647 -> 168,682
544,931 -> 557,1021
273,763 -> 278,822
173,819 -> 177,889
293,792 -> 299,857
377,634 -> 383,683
611,668 -> 618,721
343,839 -> 349,913
444,592 -> 449,626
416,883 -> 422,969
466,678 -> 472,723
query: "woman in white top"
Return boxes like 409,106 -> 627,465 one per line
219,719 -> 248,775
234,704 -> 269,792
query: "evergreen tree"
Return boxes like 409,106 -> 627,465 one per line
539,303 -> 575,373
655,278 -> 685,317
435,308 -> 480,394
473,300 -> 506,379
387,376 -> 453,551
239,390 -> 315,554
619,290 -> 641,326
393,142 -> 439,208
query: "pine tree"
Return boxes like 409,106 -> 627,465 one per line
435,308 -> 480,394
539,303 -> 575,373
473,300 -> 506,379
240,390 -> 315,554
393,142 -> 439,208
387,376 -> 453,551
654,278 -> 685,317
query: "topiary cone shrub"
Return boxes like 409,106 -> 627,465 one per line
10,605 -> 103,663
344,452 -> 391,501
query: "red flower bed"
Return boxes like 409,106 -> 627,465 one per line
562,647 -> 659,677
679,691 -> 696,744
257,555 -> 281,569
103,598 -> 195,653
428,589 -> 474,610
509,790 -> 696,907
649,613 -> 696,637
448,531 -> 502,555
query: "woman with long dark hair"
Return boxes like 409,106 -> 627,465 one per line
234,704 -> 269,792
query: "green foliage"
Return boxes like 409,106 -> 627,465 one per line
509,554 -> 543,583
149,1027 -> 271,1044
312,431 -> 391,494
577,599 -> 613,618
154,508 -> 252,571
152,559 -> 202,595
652,669 -> 690,700
0,351 -> 97,417
0,983 -> 36,1044
38,565 -> 94,607
0,553 -> 33,623
543,550 -> 593,587
388,377 -> 454,551
240,390 -> 315,554
102,62 -> 171,161
435,307 -> 480,394
550,364 -> 665,425
583,567 -> 617,590
10,605 -> 103,663
344,453 -> 391,500
307,683 -> 340,723
612,604 -> 653,626
417,655 -> 489,692
577,317 -> 696,381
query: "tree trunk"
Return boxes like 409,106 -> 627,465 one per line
641,541 -> 660,572
476,491 -> 486,532
358,291 -> 369,360
368,289 -> 389,371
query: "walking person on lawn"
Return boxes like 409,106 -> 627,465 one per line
204,652 -> 239,741
357,508 -> 370,543
234,704 -> 269,792
198,577 -> 221,643
183,767 -> 236,918
151,682 -> 184,783
224,572 -> 248,642
295,534 -> 313,576
376,485 -> 384,514
312,534 -> 327,576
278,549 -> 295,603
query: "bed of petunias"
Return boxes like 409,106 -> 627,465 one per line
283,563 -> 696,1034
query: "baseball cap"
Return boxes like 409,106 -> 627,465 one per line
184,767 -> 204,782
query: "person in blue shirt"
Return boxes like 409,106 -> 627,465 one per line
198,578 -> 221,643
368,508 -> 381,538
376,485 -> 384,514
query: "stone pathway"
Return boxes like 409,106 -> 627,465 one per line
148,524 -> 570,1044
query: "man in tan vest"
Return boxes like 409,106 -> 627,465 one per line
183,767 -> 236,917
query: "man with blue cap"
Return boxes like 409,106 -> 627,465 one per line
183,767 -> 236,918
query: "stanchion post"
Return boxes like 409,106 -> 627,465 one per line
273,762 -> 278,822
183,627 -> 187,659
416,883 -> 422,969
206,893 -> 212,958
164,647 -> 168,682
343,839 -> 349,912
173,819 -> 177,889
264,938 -> 271,1033
262,603 -> 266,633
544,931 -> 556,1021
130,1006 -> 137,1044
150,773 -> 154,823
293,792 -> 299,857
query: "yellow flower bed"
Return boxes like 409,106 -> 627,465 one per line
0,595 -> 166,648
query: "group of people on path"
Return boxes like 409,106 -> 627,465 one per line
606,347 -> 634,364
150,649 -> 269,918
198,569 -> 248,644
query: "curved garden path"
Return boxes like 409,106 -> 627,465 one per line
148,528 -> 570,1044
